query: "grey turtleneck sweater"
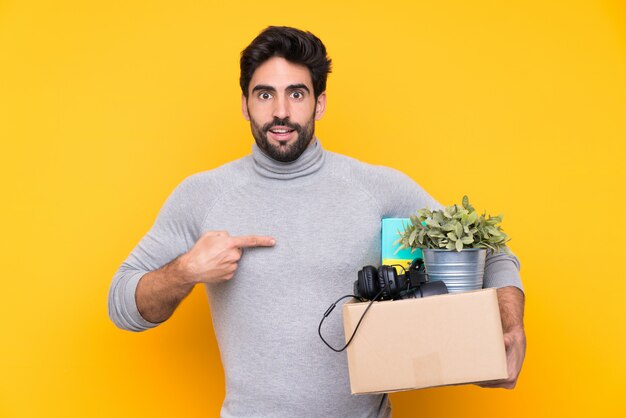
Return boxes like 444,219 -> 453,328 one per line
108,139 -> 522,418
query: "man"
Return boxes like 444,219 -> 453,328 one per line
108,26 -> 525,417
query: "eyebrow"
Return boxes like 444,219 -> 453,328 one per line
251,84 -> 275,93
287,84 -> 310,93
251,84 -> 311,93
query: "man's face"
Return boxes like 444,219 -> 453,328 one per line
242,56 -> 326,162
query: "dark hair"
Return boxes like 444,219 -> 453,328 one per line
240,26 -> 332,99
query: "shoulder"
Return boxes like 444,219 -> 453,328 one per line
325,151 -> 441,215
326,151 -> 414,184
325,151 -> 422,195
150,155 -> 253,236
175,155 -> 251,194
158,155 -> 252,220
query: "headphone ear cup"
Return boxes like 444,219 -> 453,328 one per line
357,266 -> 379,300
378,265 -> 397,300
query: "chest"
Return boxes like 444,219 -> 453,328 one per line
202,178 -> 384,339
201,181 -> 383,271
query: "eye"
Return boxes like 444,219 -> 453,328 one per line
259,92 -> 272,100
290,91 -> 304,100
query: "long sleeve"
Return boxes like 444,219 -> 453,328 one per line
107,175 -> 212,331
483,249 -> 523,292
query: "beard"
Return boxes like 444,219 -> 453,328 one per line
249,112 -> 316,163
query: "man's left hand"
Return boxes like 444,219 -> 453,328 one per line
477,286 -> 526,389
477,326 -> 526,389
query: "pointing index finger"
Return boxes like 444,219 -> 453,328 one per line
231,235 -> 276,248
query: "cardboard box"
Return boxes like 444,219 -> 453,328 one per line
342,288 -> 507,394
381,218 -> 422,271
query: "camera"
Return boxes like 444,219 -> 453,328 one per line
354,259 -> 448,300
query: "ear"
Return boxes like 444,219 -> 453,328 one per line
315,92 -> 327,121
242,94 -> 250,121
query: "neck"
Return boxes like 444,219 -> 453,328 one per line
251,138 -> 325,180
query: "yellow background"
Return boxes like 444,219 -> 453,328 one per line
1,0 -> 625,416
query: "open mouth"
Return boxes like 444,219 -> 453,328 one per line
269,128 -> 295,134
267,126 -> 297,142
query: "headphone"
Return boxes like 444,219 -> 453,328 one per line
354,259 -> 447,300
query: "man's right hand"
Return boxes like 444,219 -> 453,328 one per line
179,231 -> 276,284
135,231 -> 275,324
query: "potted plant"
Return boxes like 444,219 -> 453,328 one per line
395,196 -> 511,293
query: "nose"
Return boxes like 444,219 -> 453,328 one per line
272,96 -> 290,119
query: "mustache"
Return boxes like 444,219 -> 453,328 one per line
262,118 -> 302,133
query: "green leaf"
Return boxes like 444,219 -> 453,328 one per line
418,229 -> 426,244
442,222 -> 455,232
454,222 -> 463,237
455,239 -> 464,251
417,208 -> 432,219
484,242 -> 496,251
428,230 -> 445,238
460,236 -> 474,245
447,232 -> 458,241
486,226 -> 500,235
409,228 -> 418,246
425,218 -> 440,228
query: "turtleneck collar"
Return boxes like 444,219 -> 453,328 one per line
251,138 -> 325,180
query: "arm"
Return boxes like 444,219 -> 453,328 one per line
108,177 -> 204,332
480,250 -> 526,389
107,174 -> 275,331
478,286 -> 526,389
135,231 -> 275,324
134,256 -> 194,324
